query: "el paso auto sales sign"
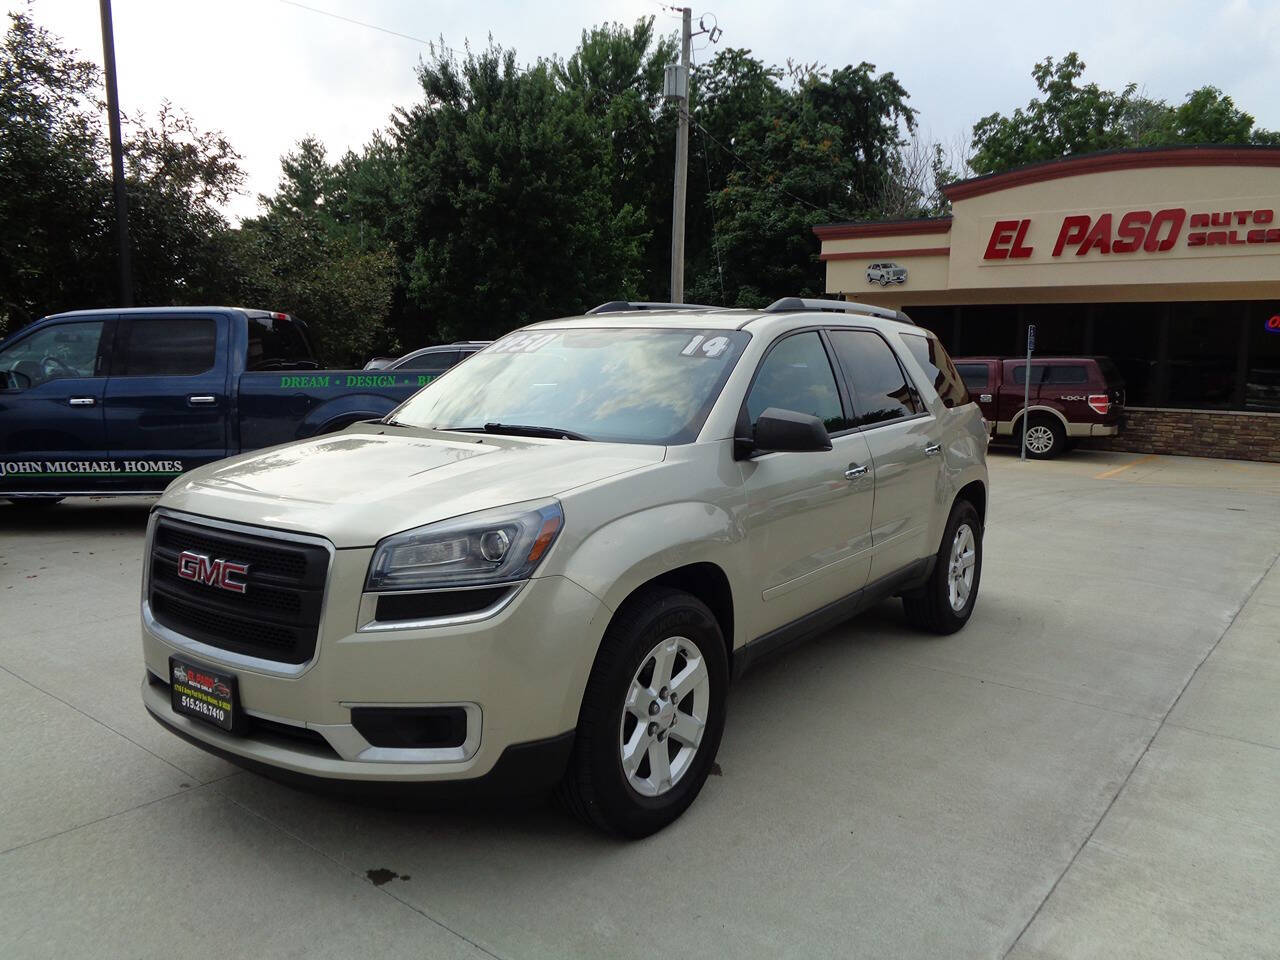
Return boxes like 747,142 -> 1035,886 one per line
982,206 -> 1280,263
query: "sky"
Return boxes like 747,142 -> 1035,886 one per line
12,0 -> 1280,221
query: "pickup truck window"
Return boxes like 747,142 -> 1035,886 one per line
121,319 -> 216,376
955,363 -> 990,393
746,332 -> 848,433
1012,365 -> 1046,386
827,329 -> 921,427
902,332 -> 971,409
0,320 -> 105,388
247,314 -> 313,370
391,327 -> 751,445
1042,364 -> 1088,384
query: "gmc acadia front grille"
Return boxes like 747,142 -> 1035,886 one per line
149,516 -> 330,665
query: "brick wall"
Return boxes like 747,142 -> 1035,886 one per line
1082,408 -> 1280,463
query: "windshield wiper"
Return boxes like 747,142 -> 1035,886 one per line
437,422 -> 592,441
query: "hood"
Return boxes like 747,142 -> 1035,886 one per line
159,424 -> 666,547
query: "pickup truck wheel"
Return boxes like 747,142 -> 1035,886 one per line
902,499 -> 982,635
1021,416 -> 1065,459
6,497 -> 63,507
557,586 -> 728,838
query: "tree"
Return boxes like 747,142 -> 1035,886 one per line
689,52 -> 917,305
0,10 -> 242,334
971,53 -> 1280,175
231,138 -> 396,366
393,43 -> 638,342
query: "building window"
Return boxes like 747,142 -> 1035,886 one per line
1166,302 -> 1242,408
1024,304 -> 1087,355
1093,303 -> 1163,406
1246,302 -> 1280,412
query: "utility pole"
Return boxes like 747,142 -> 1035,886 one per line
99,0 -> 133,307
667,7 -> 692,303
664,9 -> 720,303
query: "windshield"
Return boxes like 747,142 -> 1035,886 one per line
390,327 -> 750,444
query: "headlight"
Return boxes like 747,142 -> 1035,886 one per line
365,500 -> 563,591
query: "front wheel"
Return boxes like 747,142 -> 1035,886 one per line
902,499 -> 983,634
558,587 -> 728,838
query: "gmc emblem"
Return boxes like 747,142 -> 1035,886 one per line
176,550 -> 249,594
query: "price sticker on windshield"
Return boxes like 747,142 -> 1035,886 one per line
491,332 -> 558,354
679,334 -> 732,359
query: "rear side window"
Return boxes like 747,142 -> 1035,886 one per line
902,333 -> 971,408
247,315 -> 312,370
1012,364 -> 1047,386
393,349 -> 460,372
746,331 -> 849,433
827,329 -> 921,427
955,363 -> 990,393
121,319 -> 216,376
1042,364 -> 1089,385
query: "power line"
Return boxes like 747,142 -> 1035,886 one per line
276,0 -> 432,46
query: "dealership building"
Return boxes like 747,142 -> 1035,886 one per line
814,146 -> 1280,462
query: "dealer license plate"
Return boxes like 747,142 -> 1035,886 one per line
169,657 -> 240,732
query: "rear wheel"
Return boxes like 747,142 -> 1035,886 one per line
902,499 -> 982,634
558,587 -> 728,838
1021,415 -> 1065,459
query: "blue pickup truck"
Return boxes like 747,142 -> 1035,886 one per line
0,307 -> 455,503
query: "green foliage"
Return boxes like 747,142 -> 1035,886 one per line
230,137 -> 396,367
392,43 -> 639,342
688,53 -> 916,305
0,10 -> 241,334
971,53 -> 1279,174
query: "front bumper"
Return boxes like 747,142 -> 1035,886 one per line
141,558 -> 610,785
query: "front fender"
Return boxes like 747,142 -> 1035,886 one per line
557,500 -> 745,644
295,393 -> 397,439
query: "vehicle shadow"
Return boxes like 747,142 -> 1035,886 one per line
0,496 -> 155,533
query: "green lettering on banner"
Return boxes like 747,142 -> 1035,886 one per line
417,375 -> 436,386
280,375 -> 331,388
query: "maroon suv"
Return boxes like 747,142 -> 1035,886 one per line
952,356 -> 1126,459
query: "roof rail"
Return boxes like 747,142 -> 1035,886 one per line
587,300 -> 722,314
763,297 -> 915,326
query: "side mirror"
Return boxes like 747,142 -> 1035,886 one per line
735,407 -> 832,459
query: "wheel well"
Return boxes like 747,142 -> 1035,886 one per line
627,562 -> 735,665
955,479 -> 986,526
1012,407 -> 1068,432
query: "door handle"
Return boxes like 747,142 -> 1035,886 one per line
68,396 -> 96,406
924,443 -> 941,456
187,395 -> 217,405
844,464 -> 869,479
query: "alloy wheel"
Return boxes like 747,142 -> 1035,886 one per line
1025,424 -> 1055,455
947,523 -> 977,612
619,635 -> 710,797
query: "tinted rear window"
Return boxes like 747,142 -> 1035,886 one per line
121,319 -> 216,376
1042,364 -> 1089,385
247,315 -> 312,370
902,333 -> 971,408
392,349 -> 460,372
828,329 -> 921,427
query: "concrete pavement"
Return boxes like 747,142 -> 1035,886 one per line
1,449 -> 1278,959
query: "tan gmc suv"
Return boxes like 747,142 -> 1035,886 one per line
141,298 -> 989,837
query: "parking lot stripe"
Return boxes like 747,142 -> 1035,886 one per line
1094,454 -> 1159,479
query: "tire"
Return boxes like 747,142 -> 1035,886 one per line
902,499 -> 982,635
557,586 -> 728,838
6,497 -> 63,507
1021,415 -> 1065,459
